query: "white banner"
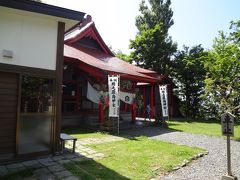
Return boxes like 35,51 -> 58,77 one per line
120,91 -> 135,104
108,75 -> 120,117
159,85 -> 169,117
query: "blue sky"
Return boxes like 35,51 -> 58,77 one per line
170,0 -> 240,50
45,0 -> 240,54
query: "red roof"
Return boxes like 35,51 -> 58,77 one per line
65,21 -> 113,55
64,21 -> 159,83
64,45 -> 158,83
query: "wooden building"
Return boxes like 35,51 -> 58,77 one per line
62,19 -> 178,127
0,0 -> 178,164
137,76 -> 179,119
0,0 -> 86,163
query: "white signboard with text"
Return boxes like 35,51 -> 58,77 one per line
159,85 -> 169,117
108,75 -> 120,117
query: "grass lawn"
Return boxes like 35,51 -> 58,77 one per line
168,119 -> 240,140
64,136 -> 203,180
62,128 -> 114,139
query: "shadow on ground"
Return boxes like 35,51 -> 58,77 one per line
118,121 -> 181,139
64,160 -> 130,180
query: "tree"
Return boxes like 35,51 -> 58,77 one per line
115,50 -> 132,63
204,21 -> 240,118
130,0 -> 177,75
173,45 -> 207,118
107,45 -> 132,63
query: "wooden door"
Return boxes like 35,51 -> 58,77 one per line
0,72 -> 18,161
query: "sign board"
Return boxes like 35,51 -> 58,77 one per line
221,112 -> 234,136
159,85 -> 169,117
108,75 -> 120,117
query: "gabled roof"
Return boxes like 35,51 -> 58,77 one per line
65,20 -> 113,55
64,19 -> 160,83
0,0 -> 86,21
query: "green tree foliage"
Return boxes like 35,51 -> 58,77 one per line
173,45 -> 207,118
115,50 -> 132,63
130,0 -> 177,75
107,45 -> 131,63
204,20 -> 240,117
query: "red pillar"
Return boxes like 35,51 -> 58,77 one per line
142,87 -> 146,117
98,103 -> 104,123
131,103 -> 136,123
150,84 -> 155,118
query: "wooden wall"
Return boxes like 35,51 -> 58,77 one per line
0,72 -> 18,160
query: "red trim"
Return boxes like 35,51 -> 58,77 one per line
108,71 -> 157,83
65,57 -> 104,78
78,62 -> 104,78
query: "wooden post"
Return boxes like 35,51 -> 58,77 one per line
54,22 -> 65,153
221,112 -> 237,180
227,135 -> 232,176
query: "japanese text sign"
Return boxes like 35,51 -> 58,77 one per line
221,112 -> 234,136
108,75 -> 120,117
159,85 -> 169,117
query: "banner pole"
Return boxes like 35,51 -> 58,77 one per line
226,115 -> 232,176
227,135 -> 232,176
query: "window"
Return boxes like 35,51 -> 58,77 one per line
18,76 -> 54,154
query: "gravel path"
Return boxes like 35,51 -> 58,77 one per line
121,126 -> 240,180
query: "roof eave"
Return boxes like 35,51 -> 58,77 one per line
0,0 -> 86,21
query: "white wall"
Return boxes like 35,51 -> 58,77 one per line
0,7 -> 58,70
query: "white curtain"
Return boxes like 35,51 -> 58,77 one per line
87,82 -> 100,104
87,81 -> 135,105
120,91 -> 135,104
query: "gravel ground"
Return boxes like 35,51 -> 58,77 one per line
121,126 -> 240,180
